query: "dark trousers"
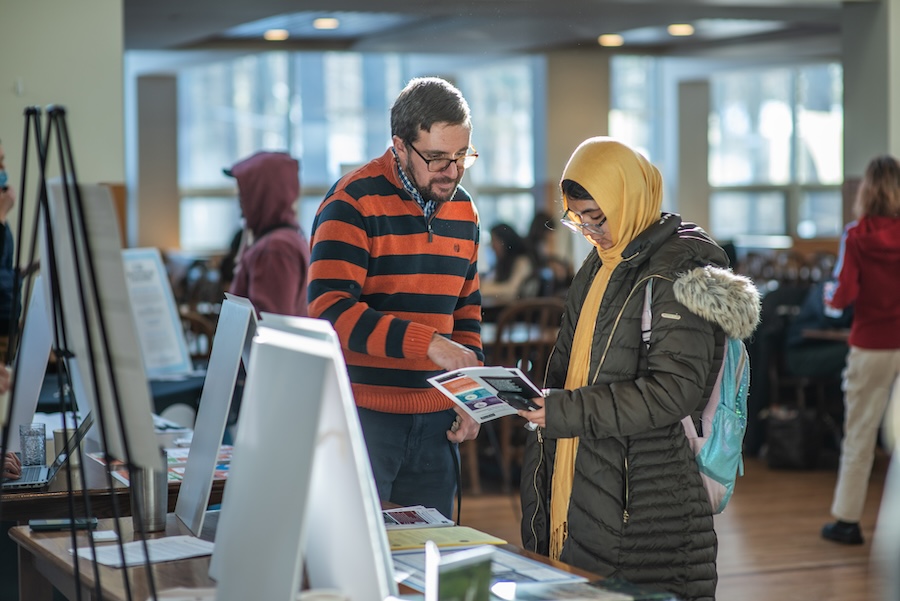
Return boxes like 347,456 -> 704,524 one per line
357,407 -> 459,519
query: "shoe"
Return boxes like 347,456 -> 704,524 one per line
821,521 -> 864,545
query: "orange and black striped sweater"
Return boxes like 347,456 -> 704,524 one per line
308,149 -> 483,414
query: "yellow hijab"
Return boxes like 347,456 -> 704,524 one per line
549,137 -> 663,559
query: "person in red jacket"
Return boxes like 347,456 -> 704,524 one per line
225,151 -> 310,317
822,154 -> 900,545
307,77 -> 482,520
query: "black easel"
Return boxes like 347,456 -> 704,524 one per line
0,106 -> 162,601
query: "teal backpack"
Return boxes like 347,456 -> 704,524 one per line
641,279 -> 750,514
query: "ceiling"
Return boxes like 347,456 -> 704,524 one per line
123,0 -> 853,56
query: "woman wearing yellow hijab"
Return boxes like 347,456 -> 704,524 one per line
518,138 -> 760,601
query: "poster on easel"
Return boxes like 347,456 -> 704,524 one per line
122,248 -> 193,379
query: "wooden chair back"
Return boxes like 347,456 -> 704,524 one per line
489,296 -> 566,387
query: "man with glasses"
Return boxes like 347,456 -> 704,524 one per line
307,77 -> 482,520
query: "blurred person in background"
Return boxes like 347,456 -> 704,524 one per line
526,210 -> 574,297
225,151 -> 310,316
821,154 -> 900,545
0,139 -> 22,361
1,364 -> 21,480
480,222 -> 535,305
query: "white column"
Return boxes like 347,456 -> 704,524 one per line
677,80 -> 711,235
842,0 -> 900,177
136,75 -> 180,249
543,50 -> 611,262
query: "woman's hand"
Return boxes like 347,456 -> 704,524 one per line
517,396 -> 545,429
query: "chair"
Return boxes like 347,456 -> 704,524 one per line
180,308 -> 216,362
464,296 -> 565,494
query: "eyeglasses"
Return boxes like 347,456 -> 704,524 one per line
559,210 -> 607,235
407,142 -> 478,172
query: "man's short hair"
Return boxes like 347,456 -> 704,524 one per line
390,77 -> 472,143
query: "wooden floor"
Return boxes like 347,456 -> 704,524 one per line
458,450 -> 893,601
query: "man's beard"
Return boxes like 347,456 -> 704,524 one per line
404,157 -> 460,203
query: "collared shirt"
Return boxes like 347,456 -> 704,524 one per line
392,147 -> 436,221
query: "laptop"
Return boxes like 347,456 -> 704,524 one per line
2,412 -> 94,490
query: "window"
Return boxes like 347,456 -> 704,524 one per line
708,63 -> 843,239
610,55 -> 659,162
709,190 -> 786,239
709,67 -> 793,186
177,52 -> 538,253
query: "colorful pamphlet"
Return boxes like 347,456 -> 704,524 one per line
427,366 -> 544,423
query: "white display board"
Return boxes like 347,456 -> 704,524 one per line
122,247 -> 193,379
4,275 -> 53,449
41,180 -> 161,470
175,295 -> 256,536
209,322 -> 396,601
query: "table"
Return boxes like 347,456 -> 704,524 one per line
801,328 -> 851,343
11,512 -> 602,601
11,512 -> 219,601
1,445 -> 226,523
1,445 -> 226,601
37,371 -> 208,417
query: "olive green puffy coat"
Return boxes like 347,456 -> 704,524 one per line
520,213 -> 760,601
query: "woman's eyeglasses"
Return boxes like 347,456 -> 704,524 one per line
559,210 -> 607,235
407,142 -> 478,173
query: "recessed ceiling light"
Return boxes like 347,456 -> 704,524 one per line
263,29 -> 290,41
598,34 -> 624,47
667,23 -> 695,36
313,17 -> 340,30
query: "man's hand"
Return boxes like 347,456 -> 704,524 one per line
427,333 -> 480,371
446,407 -> 480,443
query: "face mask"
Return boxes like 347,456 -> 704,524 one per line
0,170 -> 7,190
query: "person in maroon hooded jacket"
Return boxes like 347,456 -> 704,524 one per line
821,154 -> 900,545
225,151 -> 311,316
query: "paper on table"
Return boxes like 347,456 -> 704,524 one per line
382,505 -> 454,530
387,526 -> 506,551
392,545 -> 587,593
491,582 -> 633,600
73,535 -> 214,568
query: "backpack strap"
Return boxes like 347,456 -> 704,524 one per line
640,276 -> 726,416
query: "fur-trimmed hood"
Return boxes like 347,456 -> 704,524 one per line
674,265 -> 760,340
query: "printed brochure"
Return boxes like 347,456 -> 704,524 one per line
382,505 -> 454,530
427,366 -> 543,423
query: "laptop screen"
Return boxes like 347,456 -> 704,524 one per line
47,412 -> 94,475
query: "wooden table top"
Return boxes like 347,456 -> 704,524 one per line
801,327 -> 851,342
11,510 -> 601,601
11,512 -> 219,601
0,450 -> 225,523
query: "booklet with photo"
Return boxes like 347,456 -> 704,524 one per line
382,505 -> 455,530
427,366 -> 544,424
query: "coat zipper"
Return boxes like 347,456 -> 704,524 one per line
585,273 -> 673,526
526,426 -> 545,552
